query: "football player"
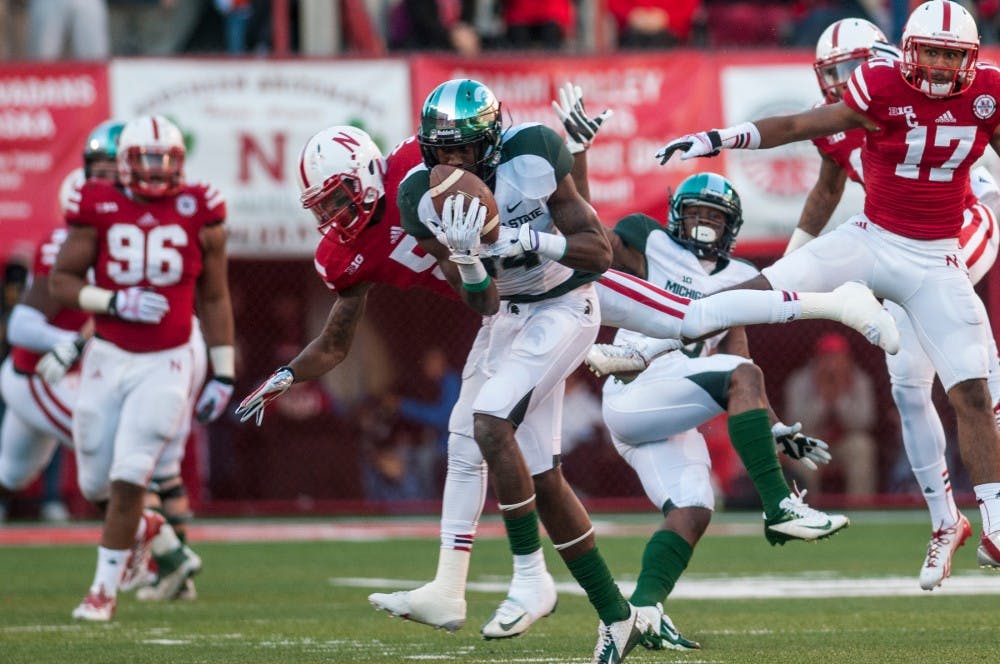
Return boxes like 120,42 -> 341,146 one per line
51,115 -> 235,621
788,17 -> 1000,591
656,0 -> 1000,571
598,172 -> 841,651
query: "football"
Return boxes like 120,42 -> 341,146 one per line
428,164 -> 501,243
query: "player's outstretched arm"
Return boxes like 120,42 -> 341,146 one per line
786,153 -> 848,255
656,103 -> 870,164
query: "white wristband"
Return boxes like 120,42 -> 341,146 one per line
784,228 -> 816,256
456,259 -> 488,285
535,232 -> 567,261
717,122 -> 761,150
208,345 -> 235,379
78,285 -> 114,314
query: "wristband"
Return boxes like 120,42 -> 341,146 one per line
716,122 -> 761,150
456,259 -> 488,285
78,285 -> 115,314
462,276 -> 491,292
784,228 -> 816,256
208,345 -> 235,379
534,231 -> 568,261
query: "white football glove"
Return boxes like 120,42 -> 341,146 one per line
551,81 -> 613,154
235,366 -> 295,426
483,223 -> 539,259
110,286 -> 170,324
655,131 -> 723,165
36,336 -> 87,384
772,421 -> 832,471
195,377 -> 235,423
441,194 -> 486,264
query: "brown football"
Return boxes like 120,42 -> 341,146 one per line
428,164 -> 501,243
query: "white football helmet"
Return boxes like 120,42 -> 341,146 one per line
902,0 -> 979,98
814,18 -> 889,101
297,125 -> 385,243
117,115 -> 186,198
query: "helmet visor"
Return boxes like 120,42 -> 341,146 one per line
123,147 -> 184,197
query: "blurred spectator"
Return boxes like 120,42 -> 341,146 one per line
607,0 -> 702,49
789,0 -> 879,47
109,0 -> 205,55
27,0 -> 109,60
388,0 -> 480,55
501,0 -> 573,49
384,347 -> 459,497
783,332 -> 878,497
214,0 -> 252,53
977,0 -> 1000,44
357,396 -> 425,503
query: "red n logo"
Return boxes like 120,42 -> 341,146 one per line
945,254 -> 960,268
238,132 -> 287,183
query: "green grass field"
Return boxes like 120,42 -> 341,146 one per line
2,510 -> 998,663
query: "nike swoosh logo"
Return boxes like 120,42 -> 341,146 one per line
506,201 -> 523,213
805,520 -> 833,529
499,614 -> 525,631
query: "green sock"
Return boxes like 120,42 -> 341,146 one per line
504,510 -> 542,555
630,530 -> 692,607
728,408 -> 791,519
565,547 -> 630,625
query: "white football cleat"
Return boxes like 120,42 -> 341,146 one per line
136,546 -> 201,601
833,281 -> 899,355
481,572 -> 558,639
120,509 -> 164,592
368,583 -> 466,632
978,530 -> 1000,569
764,488 -> 850,545
635,603 -> 700,651
920,513 -> 972,590
72,586 -> 116,622
592,603 -> 648,664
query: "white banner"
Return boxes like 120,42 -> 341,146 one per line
719,64 -> 865,239
110,59 -> 412,257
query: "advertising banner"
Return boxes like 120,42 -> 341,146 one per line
110,59 -> 412,258
0,64 -> 109,264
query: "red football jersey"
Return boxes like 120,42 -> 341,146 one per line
313,136 -> 457,301
10,227 -> 90,374
65,180 -> 225,352
843,59 -> 1000,239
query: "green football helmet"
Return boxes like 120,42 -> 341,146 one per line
667,172 -> 743,259
418,78 -> 503,183
83,119 -> 125,180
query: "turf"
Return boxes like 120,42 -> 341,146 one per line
2,510 -> 997,663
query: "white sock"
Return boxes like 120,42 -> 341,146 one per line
682,290 -> 802,338
430,547 -> 470,598
93,546 -> 128,596
912,461 -> 958,528
512,548 -> 547,582
150,521 -> 183,556
975,482 -> 1000,534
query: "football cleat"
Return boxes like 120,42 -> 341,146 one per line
176,578 -> 197,601
592,603 -> 648,664
920,514 -> 972,590
586,338 -> 684,378
978,530 -> 1000,569
72,585 -> 116,622
833,281 -> 899,355
764,488 -> 849,545
368,583 -> 466,633
120,509 -> 164,592
136,546 -> 201,601
635,603 -> 701,651
481,572 -> 558,639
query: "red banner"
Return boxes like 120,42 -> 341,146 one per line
0,63 -> 109,265
411,53 -> 726,230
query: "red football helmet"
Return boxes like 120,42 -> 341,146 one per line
814,18 -> 888,102
117,115 -> 186,198
297,125 -> 385,243
901,0 -> 980,98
